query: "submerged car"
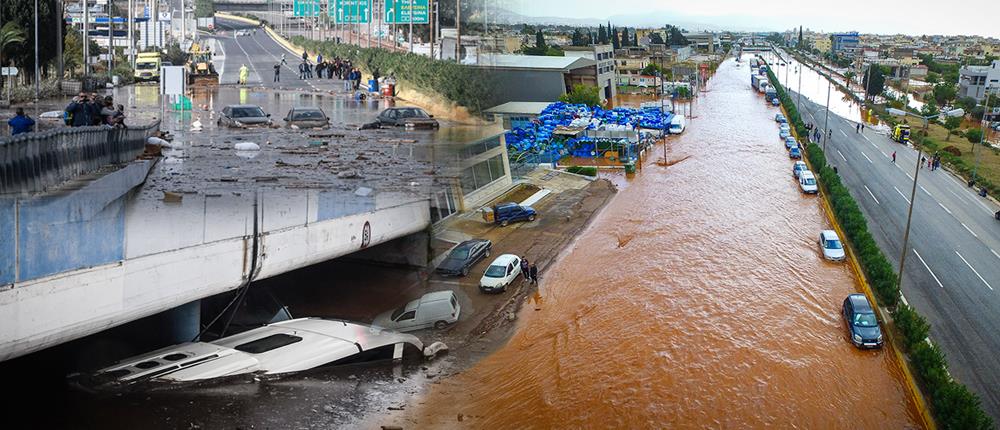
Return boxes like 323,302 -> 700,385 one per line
367,107 -> 439,129
842,293 -> 883,349
819,230 -> 846,261
779,129 -> 790,139
373,291 -> 462,332
284,107 -> 330,129
479,254 -> 522,293
219,104 -> 272,128
69,318 -> 434,391
789,146 -> 802,159
792,160 -> 808,178
436,239 -> 492,277
799,171 -> 818,194
775,113 -> 787,123
785,136 -> 797,149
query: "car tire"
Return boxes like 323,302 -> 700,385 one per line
528,214 -> 536,222
434,321 -> 448,330
461,267 -> 469,277
500,219 -> 509,227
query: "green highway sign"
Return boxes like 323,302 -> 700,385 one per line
330,0 -> 371,24
293,0 -> 321,17
385,0 -> 429,24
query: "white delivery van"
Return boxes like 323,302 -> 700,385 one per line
669,115 -> 686,134
372,291 -> 462,332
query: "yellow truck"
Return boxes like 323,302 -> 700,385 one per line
891,124 -> 911,144
134,52 -> 162,81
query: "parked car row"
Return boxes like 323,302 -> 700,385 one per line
217,105 -> 439,130
772,108 -> 881,350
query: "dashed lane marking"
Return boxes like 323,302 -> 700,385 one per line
864,185 -> 880,205
913,249 -> 944,289
956,251 -> 994,291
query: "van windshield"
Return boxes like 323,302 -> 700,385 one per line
135,62 -> 158,70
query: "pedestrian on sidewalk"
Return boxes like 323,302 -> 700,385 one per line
891,151 -> 896,163
520,256 -> 529,279
273,63 -> 281,82
529,264 -> 539,285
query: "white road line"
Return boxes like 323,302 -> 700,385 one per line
840,129 -> 849,137
895,186 -> 910,204
992,249 -> 1000,261
901,294 -> 910,306
861,152 -> 873,164
955,251 -> 994,291
863,134 -> 872,142
961,222 -> 979,238
863,185 -> 880,204
938,202 -> 953,215
913,249 -> 944,289
837,150 -> 847,161
919,185 -> 932,197
229,30 -> 262,84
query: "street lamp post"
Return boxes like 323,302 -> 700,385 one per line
887,107 -> 965,293
34,0 -> 40,100
972,88 -> 994,186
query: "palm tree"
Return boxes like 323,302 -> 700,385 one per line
843,70 -> 856,90
0,22 -> 26,90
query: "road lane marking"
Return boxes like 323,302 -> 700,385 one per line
863,185 -> 880,204
955,251 -> 994,291
863,134 -> 872,142
895,186 -> 911,204
992,249 -> 1000,261
837,150 -> 847,161
861,152 -> 873,164
961,222 -> 979,238
840,129 -> 849,137
901,294 -> 910,305
938,202 -> 952,214
919,186 -> 932,197
913,249 -> 944,289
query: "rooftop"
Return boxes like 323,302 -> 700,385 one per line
484,102 -> 552,116
476,54 -> 597,72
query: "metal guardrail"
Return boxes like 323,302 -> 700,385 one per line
0,121 -> 161,195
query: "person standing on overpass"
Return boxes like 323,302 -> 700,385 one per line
238,64 -> 249,85
273,63 -> 281,82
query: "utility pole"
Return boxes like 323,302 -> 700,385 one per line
84,0 -> 90,75
454,0 -> 460,63
57,0 -> 64,89
34,0 -> 40,100
823,79 -> 831,152
896,146 -> 923,294
429,0 -> 434,57
972,88 -> 992,186
108,6 -> 114,81
408,0 -> 413,53
797,59 -> 802,108
127,0 -> 134,68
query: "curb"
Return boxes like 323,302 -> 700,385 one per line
768,60 -> 937,430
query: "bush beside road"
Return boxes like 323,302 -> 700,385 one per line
765,65 -> 993,430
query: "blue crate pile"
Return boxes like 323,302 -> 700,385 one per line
504,103 -> 673,158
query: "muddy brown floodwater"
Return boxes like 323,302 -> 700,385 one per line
388,56 -> 922,428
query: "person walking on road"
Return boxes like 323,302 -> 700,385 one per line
65,93 -> 92,127
280,53 -> 287,65
861,123 -> 865,132
8,108 -> 35,135
238,64 -> 249,85
273,63 -> 281,82
529,263 -> 539,285
891,151 -> 896,163
520,257 -> 530,281
920,156 -> 926,169
856,123 -> 860,133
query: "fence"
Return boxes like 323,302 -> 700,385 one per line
0,121 -> 161,195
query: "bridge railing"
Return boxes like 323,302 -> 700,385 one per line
0,121 -> 161,195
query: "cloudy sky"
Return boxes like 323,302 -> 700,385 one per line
503,0 -> 1000,38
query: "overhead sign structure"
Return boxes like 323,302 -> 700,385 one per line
330,0 -> 371,24
293,0 -> 322,17
384,0 -> 429,24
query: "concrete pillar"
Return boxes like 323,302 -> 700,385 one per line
166,299 -> 201,343
347,230 -> 430,268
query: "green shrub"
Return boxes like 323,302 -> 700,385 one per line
893,304 -> 930,350
566,166 -> 597,176
292,37 -> 498,113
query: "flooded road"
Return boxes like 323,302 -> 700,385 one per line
392,55 -> 922,428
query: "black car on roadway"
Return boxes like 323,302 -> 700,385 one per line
218,104 -> 273,128
284,107 -> 330,129
368,107 -> 439,129
842,293 -> 883,349
436,239 -> 492,277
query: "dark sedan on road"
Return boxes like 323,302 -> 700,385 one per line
219,104 -> 273,128
284,107 -> 330,129
842,293 -> 883,349
436,239 -> 492,277
367,107 -> 439,129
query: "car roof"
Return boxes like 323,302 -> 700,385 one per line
821,229 -> 838,238
848,294 -> 873,312
456,239 -> 486,249
421,291 -> 456,302
800,170 -> 814,177
490,254 -> 520,265
794,161 -> 807,166
227,104 -> 263,109
290,106 -> 324,111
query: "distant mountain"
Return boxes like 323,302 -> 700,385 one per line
489,7 -> 776,32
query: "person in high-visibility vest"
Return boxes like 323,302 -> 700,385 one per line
238,64 -> 249,85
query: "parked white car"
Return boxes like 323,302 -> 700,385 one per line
792,161 -> 808,178
69,318 -> 433,390
799,170 -> 818,194
479,254 -> 522,293
819,230 -> 846,261
373,291 -> 461,332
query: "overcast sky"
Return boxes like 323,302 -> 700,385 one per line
504,0 -> 1000,38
